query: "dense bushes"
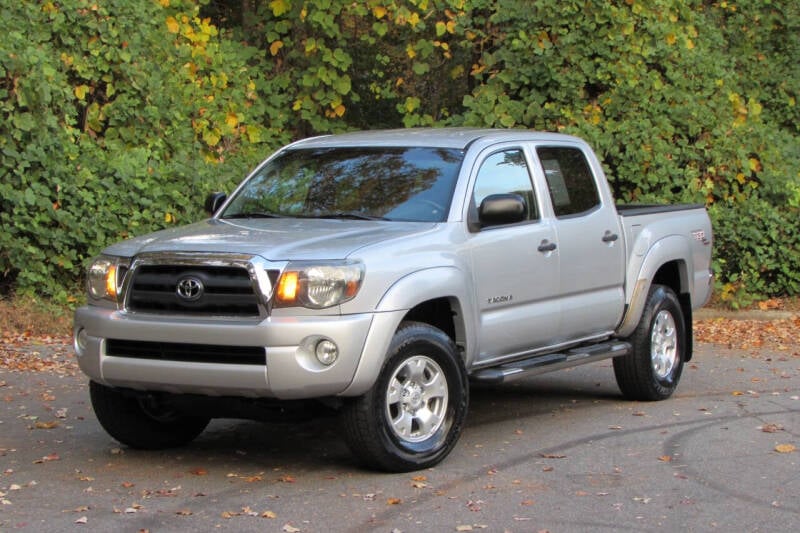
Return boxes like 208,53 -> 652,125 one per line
1,0 -> 798,306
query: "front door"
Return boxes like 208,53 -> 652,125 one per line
467,146 -> 562,365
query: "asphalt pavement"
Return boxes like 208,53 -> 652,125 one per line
1,340 -> 798,532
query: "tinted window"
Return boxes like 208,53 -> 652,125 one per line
222,147 -> 463,222
537,147 -> 600,217
472,149 -> 538,222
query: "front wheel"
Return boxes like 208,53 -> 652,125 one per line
614,285 -> 686,401
341,322 -> 468,472
90,381 -> 210,449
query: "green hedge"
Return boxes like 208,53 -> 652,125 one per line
1,0 -> 798,307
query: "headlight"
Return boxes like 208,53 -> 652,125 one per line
274,261 -> 364,309
87,255 -> 128,303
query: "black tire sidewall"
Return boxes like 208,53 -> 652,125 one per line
615,285 -> 687,401
366,322 -> 468,470
90,381 -> 209,449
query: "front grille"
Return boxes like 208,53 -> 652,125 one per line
127,265 -> 260,316
106,339 -> 266,365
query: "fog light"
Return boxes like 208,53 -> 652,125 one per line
315,339 -> 339,366
74,328 -> 89,355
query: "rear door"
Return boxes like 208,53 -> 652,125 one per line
533,144 -> 625,341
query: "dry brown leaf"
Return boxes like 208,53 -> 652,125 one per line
386,497 -> 402,505
775,444 -> 796,453
540,453 -> 566,459
658,455 -> 672,462
761,424 -> 784,433
190,467 -> 208,476
261,510 -> 277,519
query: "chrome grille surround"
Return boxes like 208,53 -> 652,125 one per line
120,252 -> 285,319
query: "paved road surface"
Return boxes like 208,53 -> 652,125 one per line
1,342 -> 798,532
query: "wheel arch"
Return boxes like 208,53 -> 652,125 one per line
617,236 -> 694,362
342,267 -> 476,397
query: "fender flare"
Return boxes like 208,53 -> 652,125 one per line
340,266 -> 477,396
617,235 -> 691,338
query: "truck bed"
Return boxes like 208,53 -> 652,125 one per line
616,203 -> 705,217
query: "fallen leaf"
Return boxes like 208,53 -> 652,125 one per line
658,455 -> 672,462
761,424 -> 784,433
282,524 -> 301,533
121,482 -> 135,488
75,516 -> 88,524
775,444 -> 796,453
386,497 -> 402,505
456,526 -> 473,532
539,453 -> 566,459
190,468 -> 208,476
34,421 -> 59,429
176,509 -> 192,516
277,475 -> 295,483
608,425 -> 623,430
261,510 -> 277,518
33,452 -> 60,463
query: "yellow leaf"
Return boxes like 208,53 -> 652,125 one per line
269,40 -> 283,56
292,98 -> 303,111
166,16 -> 180,34
333,104 -> 345,117
373,6 -> 387,19
685,38 -> 695,50
409,12 -> 420,28
269,0 -> 290,17
775,444 -> 796,453
406,44 -> 416,59
165,212 -> 174,223
666,33 -> 676,45
225,112 -> 239,128
748,158 -> 761,172
74,84 -> 90,101
158,0 -> 170,7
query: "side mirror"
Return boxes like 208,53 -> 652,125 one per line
205,192 -> 227,216
477,193 -> 526,228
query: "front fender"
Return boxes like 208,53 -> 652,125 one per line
340,266 -> 477,396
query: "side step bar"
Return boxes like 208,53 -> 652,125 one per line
469,340 -> 631,385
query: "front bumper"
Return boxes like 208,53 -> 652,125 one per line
73,306 -> 390,400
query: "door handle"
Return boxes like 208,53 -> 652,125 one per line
602,231 -> 619,243
538,240 -> 557,252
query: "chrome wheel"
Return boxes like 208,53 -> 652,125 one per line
385,355 -> 449,443
650,310 -> 678,380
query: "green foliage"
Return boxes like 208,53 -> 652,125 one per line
1,0 -> 797,307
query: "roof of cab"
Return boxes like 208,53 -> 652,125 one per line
285,128 -> 582,151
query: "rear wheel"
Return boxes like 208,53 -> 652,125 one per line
614,285 -> 686,401
90,381 -> 210,449
342,322 -> 468,472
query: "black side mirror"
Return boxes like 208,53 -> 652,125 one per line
477,193 -> 526,228
205,192 -> 227,216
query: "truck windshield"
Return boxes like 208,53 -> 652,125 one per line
221,147 -> 464,222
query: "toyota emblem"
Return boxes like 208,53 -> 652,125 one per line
176,277 -> 204,302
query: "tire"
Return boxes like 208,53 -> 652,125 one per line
341,322 -> 469,472
614,284 -> 686,401
90,381 -> 210,449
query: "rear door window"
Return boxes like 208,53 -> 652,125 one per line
536,147 -> 600,217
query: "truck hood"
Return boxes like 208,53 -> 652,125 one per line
102,218 -> 436,261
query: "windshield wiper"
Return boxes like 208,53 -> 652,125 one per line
222,212 -> 284,219
314,212 -> 389,221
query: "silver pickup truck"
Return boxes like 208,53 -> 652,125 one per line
73,128 -> 713,472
